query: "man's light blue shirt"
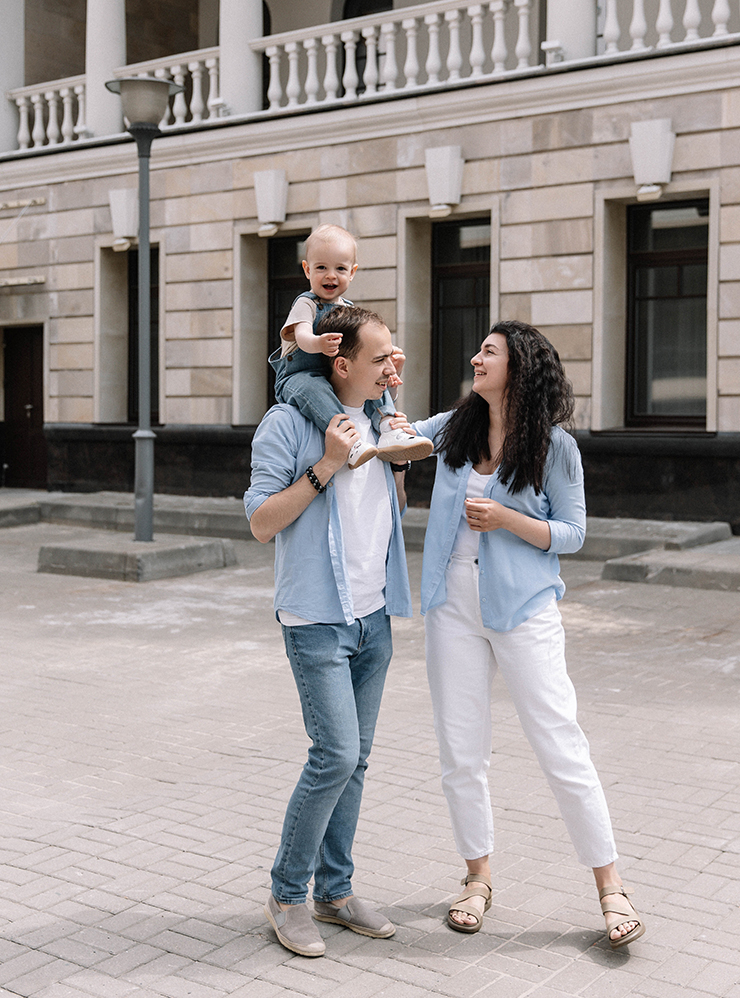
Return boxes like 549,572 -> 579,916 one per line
411,413 -> 586,632
244,402 -> 412,625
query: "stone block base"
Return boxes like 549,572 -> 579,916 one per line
38,533 -> 237,582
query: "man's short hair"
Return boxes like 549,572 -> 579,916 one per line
316,306 -> 386,365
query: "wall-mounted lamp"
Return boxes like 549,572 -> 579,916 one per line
254,169 -> 288,237
108,188 -> 139,251
425,146 -> 464,218
629,118 -> 675,202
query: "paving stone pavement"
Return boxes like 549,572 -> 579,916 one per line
2,520 -> 740,998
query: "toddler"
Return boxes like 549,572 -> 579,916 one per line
270,223 -> 433,468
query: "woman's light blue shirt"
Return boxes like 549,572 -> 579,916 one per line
244,403 -> 412,625
411,413 -> 586,632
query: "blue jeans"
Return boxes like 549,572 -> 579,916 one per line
271,607 -> 393,904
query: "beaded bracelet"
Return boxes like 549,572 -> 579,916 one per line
305,465 -> 327,494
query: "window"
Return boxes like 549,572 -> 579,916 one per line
127,247 -> 160,425
626,199 -> 708,427
267,234 -> 308,400
431,219 -> 491,412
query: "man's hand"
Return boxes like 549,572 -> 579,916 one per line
318,332 -> 343,357
249,414 -> 359,543
321,412 -> 360,474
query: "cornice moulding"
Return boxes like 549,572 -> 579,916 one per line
0,45 -> 738,193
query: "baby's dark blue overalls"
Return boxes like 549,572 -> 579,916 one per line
269,291 -> 395,433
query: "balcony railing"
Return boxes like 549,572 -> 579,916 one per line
7,48 -> 221,151
10,75 -> 87,150
598,0 -> 739,54
250,0 -> 540,112
120,46 -> 223,125
6,1 -> 740,151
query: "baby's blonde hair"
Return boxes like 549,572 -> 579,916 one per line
305,223 -> 357,264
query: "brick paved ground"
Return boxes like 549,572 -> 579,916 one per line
2,521 -> 740,997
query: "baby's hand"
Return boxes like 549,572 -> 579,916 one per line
390,345 -> 406,380
318,332 -> 343,356
387,373 -> 403,388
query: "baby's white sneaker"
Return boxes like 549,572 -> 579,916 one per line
347,438 -> 378,469
376,423 -> 433,463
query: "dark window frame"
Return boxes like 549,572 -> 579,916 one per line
267,233 -> 310,402
431,217 -> 491,413
127,246 -> 160,426
625,199 -> 709,429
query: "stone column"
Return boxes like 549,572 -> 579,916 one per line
0,0 -> 25,151
85,0 -> 126,137
219,0 -> 263,115
545,0 -> 596,62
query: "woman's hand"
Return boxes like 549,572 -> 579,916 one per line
386,412 -> 417,435
465,498 -> 506,532
465,498 -> 552,549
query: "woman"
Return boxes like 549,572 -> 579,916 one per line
410,320 -> 645,949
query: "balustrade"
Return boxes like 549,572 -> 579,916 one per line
600,0 -> 737,53
7,48 -> 220,151
252,0 -> 540,112
10,76 -> 86,150
121,47 -> 221,126
6,2 -> 740,151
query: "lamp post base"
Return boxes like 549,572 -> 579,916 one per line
133,428 -> 156,541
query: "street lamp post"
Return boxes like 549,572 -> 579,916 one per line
105,76 -> 183,542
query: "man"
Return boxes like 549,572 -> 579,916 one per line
244,306 -> 413,958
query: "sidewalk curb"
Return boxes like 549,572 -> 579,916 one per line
2,490 -> 738,589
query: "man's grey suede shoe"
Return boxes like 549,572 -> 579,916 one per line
313,896 -> 396,938
264,895 -> 326,957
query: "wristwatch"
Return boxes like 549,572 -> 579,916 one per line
389,461 -> 411,473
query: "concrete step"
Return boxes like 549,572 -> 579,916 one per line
569,516 -> 732,560
401,510 -> 733,559
37,533 -> 237,583
0,490 -> 250,539
400,506 -> 429,551
3,489 -> 738,590
602,536 -> 740,592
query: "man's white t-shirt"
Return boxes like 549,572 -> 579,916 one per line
278,405 -> 392,626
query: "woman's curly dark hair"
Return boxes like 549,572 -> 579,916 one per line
437,320 -> 575,494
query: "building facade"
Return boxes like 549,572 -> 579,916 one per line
1,0 -> 739,526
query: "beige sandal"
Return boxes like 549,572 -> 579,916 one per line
599,884 -> 645,949
447,873 -> 492,934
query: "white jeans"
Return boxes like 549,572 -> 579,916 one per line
425,555 -> 618,868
